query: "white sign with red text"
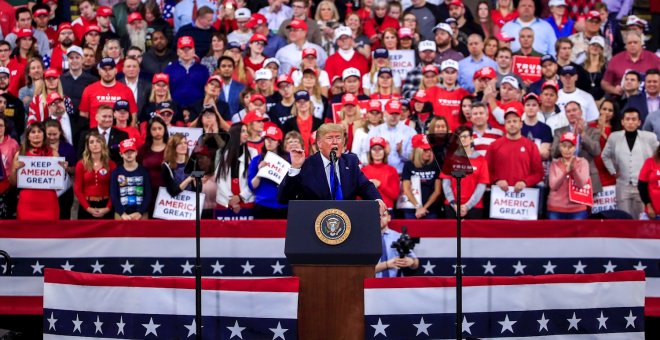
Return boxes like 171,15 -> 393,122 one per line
592,185 -> 617,214
168,127 -> 203,155
256,152 -> 291,185
396,176 -> 422,209
17,156 -> 65,190
489,186 -> 539,220
153,187 -> 205,220
389,50 -> 416,81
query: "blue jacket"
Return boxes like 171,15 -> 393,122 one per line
164,61 -> 209,108
247,154 -> 288,209
546,17 -> 575,39
623,92 -> 651,123
277,152 -> 382,203
219,80 -> 246,117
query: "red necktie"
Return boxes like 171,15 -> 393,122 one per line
192,0 -> 198,21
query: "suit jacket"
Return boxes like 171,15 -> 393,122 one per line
119,77 -> 152,117
78,128 -> 129,166
550,125 -> 602,192
277,152 -> 382,203
602,130 -> 659,186
58,114 -> 89,154
622,92 -> 651,123
218,80 -> 246,117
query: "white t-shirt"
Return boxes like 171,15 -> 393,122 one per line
557,88 -> 599,122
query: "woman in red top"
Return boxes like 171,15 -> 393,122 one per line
9,122 -> 62,220
440,126 -> 490,219
138,116 -> 168,216
75,131 -> 116,219
10,29 -> 38,68
491,0 -> 518,28
588,100 -> 617,189
243,34 -> 267,77
282,90 -> 323,156
638,145 -> 660,220
361,137 -> 400,210
363,0 -> 400,49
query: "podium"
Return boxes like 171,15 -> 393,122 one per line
285,200 -> 381,340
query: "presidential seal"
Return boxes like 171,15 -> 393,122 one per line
315,209 -> 351,245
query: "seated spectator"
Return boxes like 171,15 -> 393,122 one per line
547,132 -> 590,219
401,134 -> 441,219
9,122 -> 61,220
441,126 -> 489,219
75,131 -> 116,220
45,120 -> 77,219
361,137 -> 400,211
110,138 -> 152,220
376,210 -> 418,278
161,133 -> 193,197
215,123 -> 257,218
247,126 -> 289,219
638,145 -> 660,220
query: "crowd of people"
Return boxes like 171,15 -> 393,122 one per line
0,0 -> 659,221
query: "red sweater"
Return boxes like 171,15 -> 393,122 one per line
361,163 -> 400,208
486,136 -> 544,187
440,155 -> 490,208
426,85 -> 471,132
325,52 -> 369,86
74,160 -> 117,210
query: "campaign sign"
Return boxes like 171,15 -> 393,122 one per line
489,186 -> 540,220
214,208 -> 255,221
153,187 -> 205,220
512,56 -> 542,82
17,156 -> 65,190
592,185 -> 617,214
569,177 -> 594,206
331,100 -> 372,121
257,152 -> 291,185
396,176 -> 422,209
168,127 -> 203,155
389,50 -> 415,81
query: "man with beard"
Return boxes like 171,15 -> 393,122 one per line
448,0 -> 483,39
79,58 -> 137,128
141,30 -> 176,76
61,46 -> 98,115
432,22 -> 463,65
72,0 -> 97,42
82,46 -> 99,76
112,0 -> 143,38
50,23 -> 75,74
122,12 -> 147,52
0,67 -> 25,138
176,7 -> 216,59
402,41 -> 438,99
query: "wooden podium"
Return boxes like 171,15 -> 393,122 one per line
285,201 -> 381,340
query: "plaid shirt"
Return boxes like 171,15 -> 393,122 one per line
401,63 -> 439,99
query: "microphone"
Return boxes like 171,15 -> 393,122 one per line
330,148 -> 338,164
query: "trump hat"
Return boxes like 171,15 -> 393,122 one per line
341,93 -> 358,106
177,36 -> 195,49
119,138 -> 138,153
243,110 -> 269,124
370,136 -> 388,149
560,131 -> 577,145
46,92 -> 63,106
502,101 -> 524,118
152,73 -> 170,85
287,19 -> 308,31
411,134 -> 431,150
385,100 -> 402,114
265,125 -> 283,141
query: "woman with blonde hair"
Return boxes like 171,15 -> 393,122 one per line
161,133 -> 194,197
295,69 -> 330,121
75,131 -> 116,219
491,0 -> 518,28
27,68 -> 73,124
401,134 -> 441,220
283,90 -> 323,155
580,37 -> 607,101
291,48 -> 330,96
362,48 -> 402,95
314,0 -> 340,55
370,67 -> 400,100
141,73 -> 177,123
224,42 -> 252,85
353,100 -> 384,164
336,93 -> 363,151
101,39 -> 124,72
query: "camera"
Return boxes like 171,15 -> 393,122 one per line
390,227 -> 416,258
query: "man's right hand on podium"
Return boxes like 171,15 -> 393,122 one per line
290,148 -> 305,169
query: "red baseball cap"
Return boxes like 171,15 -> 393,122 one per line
276,74 -> 293,86
206,75 -> 223,86
495,31 -> 515,42
502,102 -> 525,118
422,64 -> 439,75
152,73 -> 170,85
97,6 -> 113,17
342,93 -> 358,106
34,8 -> 49,17
287,19 -> 308,31
265,125 -> 283,141
119,138 -> 138,153
368,100 -> 382,112
85,25 -> 101,34
46,92 -> 63,106
586,10 -> 601,21
128,12 -> 143,24
177,36 -> 195,49
246,13 -> 267,29
16,28 -> 33,39
243,110 -> 269,124
474,66 -> 496,80
249,93 -> 267,103
58,23 -> 73,34
448,0 -> 464,8
249,34 -> 267,44
44,68 -> 60,79
411,134 -> 431,150
302,47 -> 317,58
541,81 -> 559,92
413,90 -> 429,103
385,100 -> 402,114
523,92 -> 540,103
560,131 -> 577,145
369,136 -> 388,149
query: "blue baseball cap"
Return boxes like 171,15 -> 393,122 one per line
98,57 -> 116,69
294,90 -> 310,101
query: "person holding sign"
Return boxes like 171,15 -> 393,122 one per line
401,134 -> 441,219
248,126 -> 290,219
75,131 -> 116,220
161,133 -> 194,198
9,122 -> 63,220
547,132 -> 590,219
215,123 -> 257,217
110,138 -> 152,220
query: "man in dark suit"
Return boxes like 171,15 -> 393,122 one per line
217,56 -> 246,117
550,101 -> 602,193
45,92 -> 88,153
78,104 -> 129,165
278,123 -> 387,213
118,56 -> 152,119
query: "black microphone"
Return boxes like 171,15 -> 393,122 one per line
330,147 -> 338,164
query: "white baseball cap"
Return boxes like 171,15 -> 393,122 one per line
589,36 -> 606,49
235,8 -> 251,20
418,40 -> 436,52
264,57 -> 280,68
255,68 -> 272,81
440,59 -> 459,71
501,76 -> 520,90
333,26 -> 353,43
66,45 -> 84,57
432,23 -> 453,36
548,0 -> 567,7
342,67 -> 360,80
